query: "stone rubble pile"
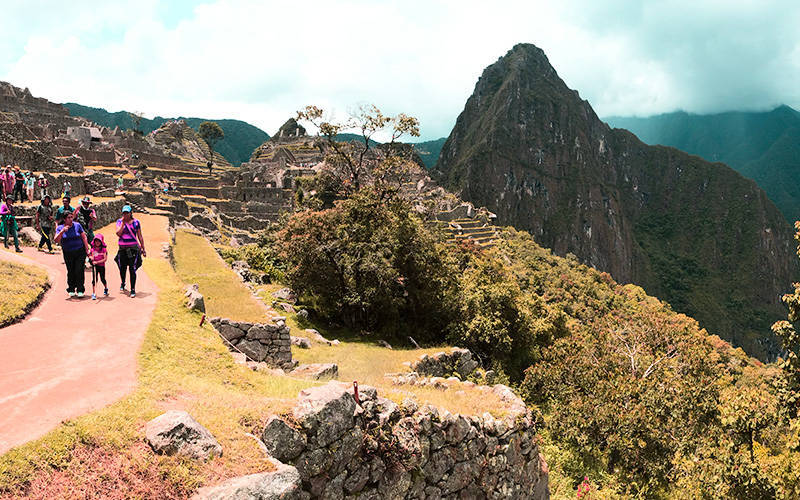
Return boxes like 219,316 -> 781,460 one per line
412,348 -> 480,379
145,410 -> 222,460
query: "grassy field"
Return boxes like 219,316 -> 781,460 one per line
0,256 -> 313,497
172,230 -> 272,322
0,260 -> 49,327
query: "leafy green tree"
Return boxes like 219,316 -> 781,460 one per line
276,189 -> 458,338
198,121 -> 225,167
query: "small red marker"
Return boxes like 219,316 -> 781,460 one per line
199,314 -> 206,327
353,381 -> 360,406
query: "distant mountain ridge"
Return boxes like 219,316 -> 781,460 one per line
434,43 -> 798,360
62,102 -> 269,166
606,106 -> 800,223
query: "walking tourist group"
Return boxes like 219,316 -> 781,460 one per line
0,164 -> 146,300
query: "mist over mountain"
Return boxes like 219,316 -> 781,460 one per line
62,102 -> 269,166
606,106 -> 800,223
434,43 -> 798,359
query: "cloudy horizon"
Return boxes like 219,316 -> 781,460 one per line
2,0 -> 799,140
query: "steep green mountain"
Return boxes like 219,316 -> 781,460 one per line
62,102 -> 269,166
413,137 -> 447,169
433,43 -> 798,360
606,106 -> 800,222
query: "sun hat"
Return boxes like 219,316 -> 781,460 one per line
82,196 -> 91,204
122,205 -> 132,213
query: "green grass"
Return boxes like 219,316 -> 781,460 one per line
0,257 -> 313,496
0,260 -> 49,327
172,230 -> 270,322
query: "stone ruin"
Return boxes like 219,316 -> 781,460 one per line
196,380 -> 549,499
209,317 -> 295,371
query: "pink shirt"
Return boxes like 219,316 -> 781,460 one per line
1,173 -> 13,193
90,246 -> 108,265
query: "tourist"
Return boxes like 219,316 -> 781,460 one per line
76,196 -> 97,243
56,196 -> 74,225
12,166 -> 24,202
116,174 -> 124,191
34,195 -> 54,253
54,211 -> 90,298
0,195 -> 22,252
114,205 -> 146,298
62,179 -> 72,198
0,166 -> 11,198
88,234 -> 109,300
37,174 -> 48,200
25,172 -> 35,202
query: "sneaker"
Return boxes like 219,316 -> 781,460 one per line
104,288 -> 109,296
92,293 -> 97,300
68,291 -> 75,297
15,248 -> 22,253
130,291 -> 136,298
77,292 -> 84,298
120,284 -> 126,292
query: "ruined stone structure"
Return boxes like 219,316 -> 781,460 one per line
224,381 -> 551,499
209,317 -> 295,371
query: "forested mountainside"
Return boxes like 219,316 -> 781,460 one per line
433,43 -> 798,360
607,106 -> 800,223
62,102 -> 269,166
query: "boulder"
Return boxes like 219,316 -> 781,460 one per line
278,302 -> 295,313
291,336 -> 312,349
185,285 -> 205,313
193,460 -> 306,500
293,381 -> 356,447
261,416 -> 306,462
18,226 -> 40,244
237,339 -> 270,362
272,287 -> 297,303
290,363 -> 338,380
296,309 -> 309,320
304,329 -> 340,346
145,410 -> 222,460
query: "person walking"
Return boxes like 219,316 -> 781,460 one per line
55,196 -> 74,225
0,196 -> 22,252
76,196 -> 97,243
62,179 -> 72,198
12,167 -> 24,202
37,174 -> 49,200
54,211 -> 90,298
34,195 -> 54,253
88,234 -> 109,300
25,172 -> 35,202
114,205 -> 146,298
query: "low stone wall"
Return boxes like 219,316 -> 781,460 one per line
209,317 -> 294,370
412,348 -> 480,379
250,381 -> 549,499
16,197 -> 124,229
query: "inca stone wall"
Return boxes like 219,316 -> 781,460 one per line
245,381 -> 549,499
209,317 -> 294,370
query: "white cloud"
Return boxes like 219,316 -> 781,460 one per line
3,0 -> 800,139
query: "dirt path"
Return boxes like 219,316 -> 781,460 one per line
0,214 -> 169,454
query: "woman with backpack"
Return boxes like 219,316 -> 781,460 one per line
114,205 -> 146,298
0,195 -> 22,252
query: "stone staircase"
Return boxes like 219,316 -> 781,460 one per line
433,217 -> 500,249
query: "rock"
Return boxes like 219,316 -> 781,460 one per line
279,302 -> 295,313
291,336 -> 312,349
261,416 -> 306,462
296,309 -> 309,320
218,323 -> 245,343
193,459 -> 306,499
272,287 -> 297,303
377,340 -> 392,349
290,363 -> 338,380
293,381 -> 357,447
145,410 -> 222,460
236,339 -> 269,362
304,329 -> 340,346
17,226 -> 40,244
185,288 -> 205,313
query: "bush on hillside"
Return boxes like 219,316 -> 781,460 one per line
276,189 -> 459,339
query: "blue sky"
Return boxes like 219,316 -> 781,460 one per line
2,0 -> 800,140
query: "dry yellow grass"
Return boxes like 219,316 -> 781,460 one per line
254,283 -> 510,417
0,260 -> 49,327
172,230 -> 269,322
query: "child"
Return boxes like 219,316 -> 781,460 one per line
89,234 -> 109,300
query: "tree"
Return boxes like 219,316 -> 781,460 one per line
127,111 -> 144,135
198,121 -> 224,168
772,222 -> 800,417
296,104 -> 420,196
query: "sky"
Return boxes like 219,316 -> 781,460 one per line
2,0 -> 800,140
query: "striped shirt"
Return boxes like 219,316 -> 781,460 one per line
116,218 -> 141,248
